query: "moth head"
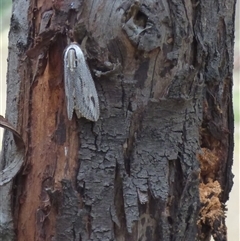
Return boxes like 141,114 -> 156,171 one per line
67,48 -> 78,71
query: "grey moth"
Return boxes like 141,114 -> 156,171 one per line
64,42 -> 100,121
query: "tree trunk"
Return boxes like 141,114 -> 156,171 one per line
0,0 -> 235,241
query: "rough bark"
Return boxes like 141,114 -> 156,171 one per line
0,0 -> 235,241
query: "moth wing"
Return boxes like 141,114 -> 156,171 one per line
64,46 -> 75,120
74,45 -> 100,122
73,74 -> 83,119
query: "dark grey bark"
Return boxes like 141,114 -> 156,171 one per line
0,0 -> 235,241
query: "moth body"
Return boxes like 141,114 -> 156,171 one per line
64,42 -> 100,122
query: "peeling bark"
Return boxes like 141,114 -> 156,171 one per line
0,0 -> 235,241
